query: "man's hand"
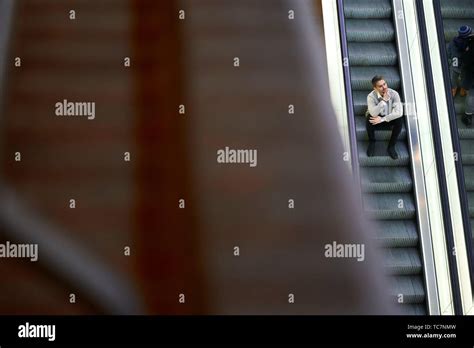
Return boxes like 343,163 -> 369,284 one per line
369,116 -> 383,125
382,91 -> 391,102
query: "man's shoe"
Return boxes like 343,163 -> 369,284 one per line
463,113 -> 473,126
366,142 -> 375,157
387,146 -> 398,160
460,88 -> 468,97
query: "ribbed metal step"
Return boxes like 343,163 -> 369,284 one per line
349,42 -> 398,66
461,140 -> 474,164
382,248 -> 423,275
346,19 -> 395,42
390,276 -> 426,304
467,192 -> 474,217
462,166 -> 474,190
363,193 -> 416,220
352,91 -> 371,115
399,304 -> 427,315
441,0 -> 474,18
350,66 -> 401,91
360,166 -> 412,193
358,140 -> 410,167
457,114 -> 474,139
454,95 -> 467,115
344,0 -> 392,19
374,221 -> 419,248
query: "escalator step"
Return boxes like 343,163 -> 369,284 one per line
346,19 -> 395,42
457,115 -> 474,139
358,140 -> 410,166
460,140 -> 474,164
467,192 -> 474,217
344,0 -> 392,19
374,221 -> 419,247
462,166 -> 474,190
363,193 -> 416,220
352,91 -> 375,115
360,166 -> 412,193
349,42 -> 398,66
350,66 -> 400,91
399,304 -> 427,315
355,115 -> 406,141
382,248 -> 422,275
440,0 -> 474,18
390,275 -> 426,304
454,96 -> 467,115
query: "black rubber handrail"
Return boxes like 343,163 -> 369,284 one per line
416,0 -> 464,314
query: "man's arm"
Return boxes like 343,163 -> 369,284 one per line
367,93 -> 386,117
383,91 -> 403,122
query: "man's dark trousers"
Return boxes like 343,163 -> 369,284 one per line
365,116 -> 403,148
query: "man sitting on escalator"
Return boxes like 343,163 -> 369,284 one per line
366,75 -> 403,160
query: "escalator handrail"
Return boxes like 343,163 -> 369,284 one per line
416,0 -> 465,314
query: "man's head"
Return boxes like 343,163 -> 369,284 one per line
372,75 -> 388,95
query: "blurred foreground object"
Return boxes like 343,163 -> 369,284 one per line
0,0 -> 395,314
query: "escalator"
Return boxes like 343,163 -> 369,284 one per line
440,0 -> 474,244
342,0 -> 427,314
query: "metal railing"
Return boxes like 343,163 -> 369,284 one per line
392,0 -> 441,315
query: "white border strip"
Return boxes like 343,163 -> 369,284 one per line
321,0 -> 352,171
